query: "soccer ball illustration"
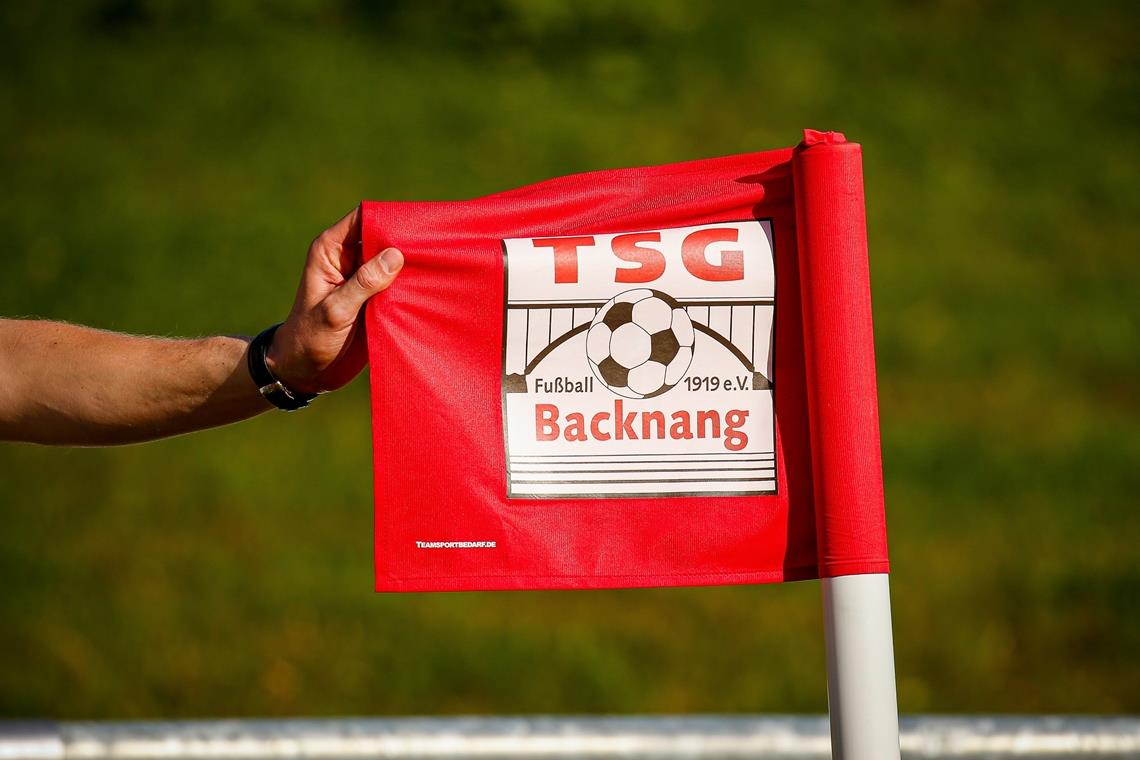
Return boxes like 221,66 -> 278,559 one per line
586,289 -> 695,399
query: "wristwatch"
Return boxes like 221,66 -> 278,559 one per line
247,323 -> 318,411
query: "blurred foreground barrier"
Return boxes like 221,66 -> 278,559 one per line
2,716 -> 1138,759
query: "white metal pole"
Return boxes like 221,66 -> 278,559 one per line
822,572 -> 900,760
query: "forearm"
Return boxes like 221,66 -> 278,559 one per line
0,320 -> 271,445
0,209 -> 401,447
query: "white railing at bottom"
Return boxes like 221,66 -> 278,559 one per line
1,716 -> 1138,759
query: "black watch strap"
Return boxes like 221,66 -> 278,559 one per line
247,323 -> 318,411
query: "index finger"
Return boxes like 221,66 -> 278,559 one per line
324,204 -> 362,248
308,205 -> 364,279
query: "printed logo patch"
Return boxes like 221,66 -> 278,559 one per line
502,221 -> 776,498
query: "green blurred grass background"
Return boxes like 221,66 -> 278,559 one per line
1,0 -> 1137,716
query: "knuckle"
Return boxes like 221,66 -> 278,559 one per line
353,262 -> 386,292
309,231 -> 334,255
317,299 -> 346,328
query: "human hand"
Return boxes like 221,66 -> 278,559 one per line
266,206 -> 403,395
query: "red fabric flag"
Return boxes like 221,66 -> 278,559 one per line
362,130 -> 888,592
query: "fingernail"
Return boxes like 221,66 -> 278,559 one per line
380,247 -> 404,275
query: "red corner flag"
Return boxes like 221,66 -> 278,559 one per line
361,130 -> 888,592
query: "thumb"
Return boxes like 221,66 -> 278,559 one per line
324,247 -> 404,321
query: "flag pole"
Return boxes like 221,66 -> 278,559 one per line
822,573 -> 900,759
790,129 -> 900,759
